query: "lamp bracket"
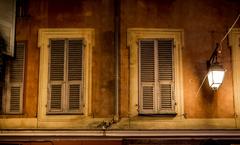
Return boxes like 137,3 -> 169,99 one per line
207,43 -> 220,68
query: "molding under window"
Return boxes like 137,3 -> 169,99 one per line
1,129 -> 240,141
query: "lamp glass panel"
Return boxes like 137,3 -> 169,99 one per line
212,70 -> 225,83
208,70 -> 225,89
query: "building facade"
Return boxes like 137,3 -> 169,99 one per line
1,0 -> 240,144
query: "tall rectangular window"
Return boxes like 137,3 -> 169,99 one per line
128,28 -> 183,117
0,42 -> 25,114
48,39 -> 83,114
38,29 -> 93,125
139,39 -> 175,114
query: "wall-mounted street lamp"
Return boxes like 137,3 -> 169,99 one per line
207,13 -> 240,90
194,14 -> 240,97
207,44 -> 225,90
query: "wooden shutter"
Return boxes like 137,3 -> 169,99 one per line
68,40 -> 83,81
158,39 -> 175,113
10,43 -> 25,82
69,84 -> 81,110
67,40 -> 83,112
139,40 -> 155,114
49,40 -> 65,112
10,86 -> 21,112
50,40 -> 64,81
7,42 -> 25,114
50,85 -> 62,110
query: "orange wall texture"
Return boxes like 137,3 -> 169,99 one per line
15,0 -> 240,118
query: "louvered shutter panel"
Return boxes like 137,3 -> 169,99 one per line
158,39 -> 175,113
10,43 -> 24,82
68,40 -> 83,81
50,85 -> 62,110
49,40 -> 65,112
139,40 -> 155,114
67,40 -> 83,112
50,40 -> 64,81
8,42 -> 25,114
142,86 -> 154,110
10,87 -> 20,112
69,84 -> 80,110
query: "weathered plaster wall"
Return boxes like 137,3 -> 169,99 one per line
120,0 -> 240,118
15,0 -> 240,120
16,0 -> 116,118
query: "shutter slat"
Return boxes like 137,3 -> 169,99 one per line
158,40 -> 173,81
10,43 -> 25,82
69,84 -> 80,110
140,40 -> 155,82
10,87 -> 20,112
50,40 -> 65,81
68,40 -> 83,81
142,86 -> 154,110
160,84 -> 173,110
50,85 -> 62,110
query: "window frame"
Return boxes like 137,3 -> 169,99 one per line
127,28 -> 184,117
230,28 -> 240,119
38,29 -> 94,122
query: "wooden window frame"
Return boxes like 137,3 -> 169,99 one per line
127,28 -> 184,117
38,28 -> 94,123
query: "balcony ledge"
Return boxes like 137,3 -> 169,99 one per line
1,129 -> 240,141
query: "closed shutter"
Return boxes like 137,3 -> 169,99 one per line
67,40 -> 83,112
69,84 -> 81,110
158,39 -> 175,113
8,42 -> 25,114
10,43 -> 24,82
139,39 -> 175,115
49,40 -> 65,112
10,87 -> 21,112
50,85 -> 62,110
48,39 -> 83,114
50,40 -> 64,81
139,40 -> 155,114
68,40 -> 83,81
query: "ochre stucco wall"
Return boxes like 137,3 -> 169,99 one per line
14,0 -> 240,119
119,0 -> 240,118
16,0 -> 116,118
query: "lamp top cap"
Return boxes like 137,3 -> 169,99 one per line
209,63 -> 225,71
